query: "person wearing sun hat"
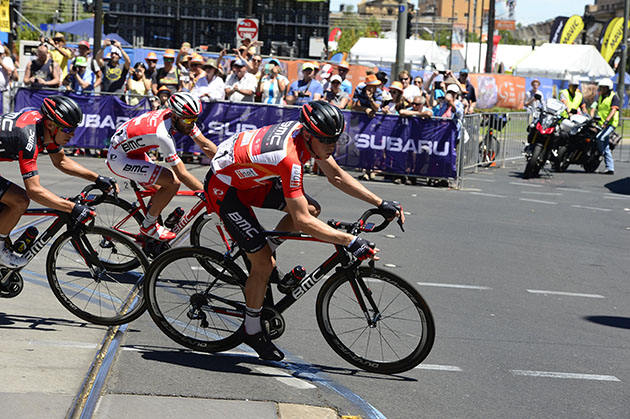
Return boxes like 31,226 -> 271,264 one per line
74,40 -> 102,90
45,32 -> 73,79
351,73 -> 382,117
144,51 -> 159,93
382,81 -> 405,114
153,49 -> 180,94
322,74 -> 350,109
336,60 -> 353,95
191,58 -> 225,102
187,53 -> 206,91
286,62 -> 324,106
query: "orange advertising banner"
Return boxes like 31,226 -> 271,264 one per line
468,74 -> 526,109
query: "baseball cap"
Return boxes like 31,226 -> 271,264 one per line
460,68 -> 469,75
75,56 -> 88,67
233,58 -> 248,67
389,81 -> 403,92
320,64 -> 333,78
157,86 -> 171,95
78,40 -> 90,49
104,53 -> 111,60
568,77 -> 580,86
435,89 -> 445,99
53,32 -> 65,41
446,84 -> 460,93
163,49 -> 176,59
110,46 -> 121,56
145,52 -> 158,61
338,60 -> 350,69
365,74 -> 380,85
302,62 -> 316,71
268,58 -> 281,66
330,74 -> 342,83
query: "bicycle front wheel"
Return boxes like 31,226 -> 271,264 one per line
145,246 -> 248,353
46,226 -> 149,326
316,267 -> 435,374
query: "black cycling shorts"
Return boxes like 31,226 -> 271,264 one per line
0,176 -> 13,200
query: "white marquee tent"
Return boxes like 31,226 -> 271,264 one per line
349,38 -> 449,69
513,43 -> 615,81
455,43 -> 534,73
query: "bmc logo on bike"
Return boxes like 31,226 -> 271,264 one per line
225,212 -> 259,239
354,134 -> 450,156
123,164 -> 148,173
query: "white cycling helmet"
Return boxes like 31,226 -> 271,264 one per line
169,92 -> 202,118
598,78 -> 613,89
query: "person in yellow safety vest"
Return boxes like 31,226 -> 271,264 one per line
590,78 -> 618,175
559,78 -> 587,117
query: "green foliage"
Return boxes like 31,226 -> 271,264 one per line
498,30 -> 530,45
333,15 -> 383,54
17,26 -> 41,41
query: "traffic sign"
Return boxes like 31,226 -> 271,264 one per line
236,18 -> 259,43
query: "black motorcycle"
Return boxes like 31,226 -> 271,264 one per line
524,97 -> 566,179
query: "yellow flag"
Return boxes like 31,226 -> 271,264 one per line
0,0 -> 10,33
600,17 -> 620,59
603,17 -> 627,62
559,15 -> 584,44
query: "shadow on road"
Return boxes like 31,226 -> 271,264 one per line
584,315 -> 630,330
604,177 -> 630,195
0,312 -> 101,331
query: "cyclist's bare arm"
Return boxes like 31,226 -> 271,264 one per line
49,151 -> 121,193
284,195 -> 356,247
190,131 -> 217,159
23,175 -> 75,213
172,161 -> 203,191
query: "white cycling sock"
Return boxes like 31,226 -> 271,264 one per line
143,213 -> 158,229
244,306 -> 262,335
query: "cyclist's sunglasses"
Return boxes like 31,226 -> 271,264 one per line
56,124 -> 76,134
181,117 -> 197,124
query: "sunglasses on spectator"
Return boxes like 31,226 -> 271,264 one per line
252,59 -> 261,62
332,81 -> 341,85
400,77 -> 409,81
164,58 -> 174,62
414,80 -> 423,85
190,63 -> 201,67
412,102 -> 422,107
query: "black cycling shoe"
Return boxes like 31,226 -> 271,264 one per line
238,324 -> 285,361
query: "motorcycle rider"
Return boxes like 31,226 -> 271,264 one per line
559,78 -> 587,117
590,78 -> 618,175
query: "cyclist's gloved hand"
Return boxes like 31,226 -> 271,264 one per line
379,200 -> 403,220
72,203 -> 95,224
95,175 -> 118,193
347,237 -> 376,261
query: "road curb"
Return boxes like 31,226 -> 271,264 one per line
277,402 -> 339,419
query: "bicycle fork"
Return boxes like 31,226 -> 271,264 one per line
342,261 -> 382,328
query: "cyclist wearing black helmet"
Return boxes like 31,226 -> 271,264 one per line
205,100 -> 404,361
107,91 -> 217,241
0,95 -> 117,269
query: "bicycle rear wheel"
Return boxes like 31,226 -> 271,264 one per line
46,226 -> 149,325
479,135 -> 500,167
145,246 -> 247,353
316,267 -> 435,374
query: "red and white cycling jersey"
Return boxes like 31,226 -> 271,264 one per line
109,109 -> 200,166
211,121 -> 311,199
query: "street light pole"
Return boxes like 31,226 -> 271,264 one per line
617,0 -> 629,105
395,0 -> 408,76
94,0 -> 102,52
484,0 -> 495,73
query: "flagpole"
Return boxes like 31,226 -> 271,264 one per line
618,0 -> 629,106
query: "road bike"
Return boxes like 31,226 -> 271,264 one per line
85,180 -> 228,262
144,208 -> 435,374
0,184 -> 149,326
479,113 -> 507,167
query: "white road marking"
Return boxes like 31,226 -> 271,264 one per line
557,187 -> 590,193
415,364 -> 463,372
469,192 -> 506,198
510,182 -> 544,188
383,263 -> 397,268
253,366 -> 317,389
519,198 -> 557,205
462,187 -> 483,191
417,282 -> 492,290
510,370 -> 620,382
465,177 -> 496,182
526,289 -> 605,298
603,194 -> 630,200
521,191 -> 563,196
571,205 -> 612,212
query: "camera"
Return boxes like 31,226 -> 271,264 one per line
71,65 -> 77,72
439,70 -> 446,75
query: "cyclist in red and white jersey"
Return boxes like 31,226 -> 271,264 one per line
205,100 -> 404,361
107,92 -> 216,240
0,96 -> 117,269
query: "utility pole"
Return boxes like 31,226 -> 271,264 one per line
395,0 -> 408,76
94,0 -> 102,52
465,0 -> 472,67
617,0 -> 629,105
484,0 -> 495,73
448,0 -> 455,68
477,0 -> 484,73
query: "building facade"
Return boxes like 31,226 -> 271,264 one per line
107,0 -> 329,56
417,0 -> 487,33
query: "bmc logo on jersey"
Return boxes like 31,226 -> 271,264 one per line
121,138 -> 145,153
226,211 -> 259,239
289,164 -> 301,189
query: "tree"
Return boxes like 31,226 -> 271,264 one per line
333,16 -> 383,54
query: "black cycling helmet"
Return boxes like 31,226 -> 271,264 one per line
41,95 -> 83,128
169,91 -> 202,118
299,100 -> 345,144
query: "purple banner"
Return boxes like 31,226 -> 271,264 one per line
15,90 -> 458,178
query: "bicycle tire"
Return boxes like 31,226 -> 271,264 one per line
316,267 -> 435,374
145,246 -> 248,353
479,135 -> 500,167
190,213 -> 249,272
46,226 -> 149,326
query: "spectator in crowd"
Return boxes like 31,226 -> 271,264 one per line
96,40 -> 130,95
225,59 -> 257,102
0,44 -> 16,112
590,78 -> 618,175
144,52 -> 159,94
286,62 -> 323,105
179,54 -> 191,91
398,70 -> 420,103
192,58 -> 225,102
524,78 -> 544,113
250,54 -> 263,80
436,84 -> 464,130
73,40 -> 102,90
257,60 -> 287,104
317,63 -> 334,90
126,62 -> 152,105
559,78 -> 587,116
375,71 -> 391,105
458,69 -> 476,114
152,85 -> 172,110
63,56 -> 96,94
45,33 -> 73,79
337,60 -> 353,95
153,49 -> 180,94
187,54 -> 205,89
382,81 -> 405,114
176,41 -> 192,68
352,74 -> 382,117
402,95 -> 433,118
24,44 -> 60,89
323,75 -> 350,109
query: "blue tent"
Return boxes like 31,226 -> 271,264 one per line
41,18 -> 130,45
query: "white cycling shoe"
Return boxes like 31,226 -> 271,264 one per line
0,247 -> 28,269
140,222 -> 176,241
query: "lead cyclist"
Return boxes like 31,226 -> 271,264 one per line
204,100 -> 404,361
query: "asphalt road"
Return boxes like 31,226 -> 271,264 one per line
1,155 -> 629,419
